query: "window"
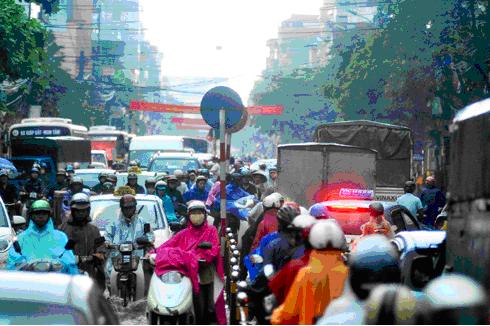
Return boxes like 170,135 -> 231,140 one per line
401,211 -> 419,231
390,211 -> 406,233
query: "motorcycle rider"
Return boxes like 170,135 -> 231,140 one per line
106,174 -> 118,187
45,170 -> 68,201
145,178 -> 157,196
252,169 -> 268,200
251,193 -> 285,251
126,172 -> 145,195
197,168 -> 214,192
59,193 -> 106,289
155,180 -> 178,224
267,166 -> 279,192
104,194 -> 154,278
0,169 -> 19,212
153,200 -> 226,325
423,274 -> 488,324
317,235 -> 401,325
7,200 -> 78,274
360,202 -> 394,238
38,162 -> 49,186
268,213 -> 317,305
187,169 -> 197,189
62,177 -> 91,217
173,169 -> 189,195
167,175 -> 186,214
65,165 -> 75,183
92,172 -> 109,195
420,176 -> 446,227
101,181 -> 115,195
272,219 -> 349,325
23,167 -> 45,198
240,167 -> 260,199
184,175 -> 210,203
396,180 -> 424,219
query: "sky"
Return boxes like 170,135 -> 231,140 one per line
140,0 -> 323,105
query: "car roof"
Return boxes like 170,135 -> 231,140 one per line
75,169 -> 115,174
0,271 -> 92,313
312,199 -> 396,209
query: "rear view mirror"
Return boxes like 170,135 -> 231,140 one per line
13,241 -> 22,254
65,239 -> 76,251
12,215 -> 26,226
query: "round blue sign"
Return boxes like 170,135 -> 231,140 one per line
200,86 -> 245,131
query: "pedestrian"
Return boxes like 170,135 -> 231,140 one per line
419,176 -> 446,227
396,181 -> 424,218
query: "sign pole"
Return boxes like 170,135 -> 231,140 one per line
219,108 -> 227,234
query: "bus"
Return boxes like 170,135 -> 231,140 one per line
8,118 -> 88,142
88,126 -> 129,163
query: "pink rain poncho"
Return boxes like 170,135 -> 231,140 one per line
153,220 -> 226,325
206,181 -> 221,207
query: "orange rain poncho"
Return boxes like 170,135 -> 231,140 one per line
271,249 -> 349,325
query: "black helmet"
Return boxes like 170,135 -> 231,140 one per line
56,169 -> 66,177
196,175 -> 208,183
369,202 -> 384,216
145,177 -> 157,186
120,194 -> 137,208
99,172 -> 108,180
128,172 -> 138,180
70,177 -> 83,186
349,235 -> 400,300
102,182 -> 115,192
277,204 -> 300,230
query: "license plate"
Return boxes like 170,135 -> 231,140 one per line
122,255 -> 130,264
29,193 -> 37,199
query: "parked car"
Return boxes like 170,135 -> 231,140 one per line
90,194 -> 171,247
147,152 -> 201,175
0,270 -> 119,324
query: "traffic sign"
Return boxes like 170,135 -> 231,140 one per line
200,86 -> 246,132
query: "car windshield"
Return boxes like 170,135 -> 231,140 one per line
90,198 -> 164,231
91,154 -> 106,164
0,301 -> 87,324
74,172 -> 100,188
183,138 -> 208,153
149,158 -> 199,174
129,150 -> 156,168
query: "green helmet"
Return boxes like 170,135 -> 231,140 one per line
30,200 -> 51,213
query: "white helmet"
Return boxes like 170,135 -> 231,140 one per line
291,214 -> 317,230
299,206 -> 309,215
309,219 -> 346,250
187,200 -> 207,214
174,169 -> 184,177
263,192 -> 283,209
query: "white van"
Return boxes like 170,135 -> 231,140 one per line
128,136 -> 186,169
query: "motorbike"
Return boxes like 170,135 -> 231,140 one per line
107,227 -> 153,307
146,242 -> 213,325
12,239 -> 75,274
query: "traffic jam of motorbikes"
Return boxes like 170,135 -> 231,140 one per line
0,97 -> 488,325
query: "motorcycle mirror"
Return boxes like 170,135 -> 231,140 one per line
169,223 -> 181,232
144,223 -> 151,234
65,239 -> 76,251
13,215 -> 26,226
13,241 -> 22,254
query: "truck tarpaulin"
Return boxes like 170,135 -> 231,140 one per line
91,140 -> 116,161
313,120 -> 412,188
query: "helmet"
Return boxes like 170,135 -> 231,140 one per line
426,176 -> 436,185
188,169 -> 197,175
98,172 -> 108,180
70,193 -> 91,210
56,169 -> 66,177
129,160 -> 138,167
145,178 -> 157,186
251,170 -> 268,184
31,167 -> 40,174
40,162 -> 47,169
30,200 -> 51,213
155,180 -> 167,190
128,172 -> 138,180
187,200 -> 207,214
309,219 -> 346,250
364,284 -> 419,325
263,193 -> 284,210
424,274 -> 488,324
174,169 -> 184,178
70,177 -> 83,186
66,165 -> 75,173
0,169 -> 8,177
240,167 -> 251,177
349,235 -> 401,300
198,169 -> 210,177
276,204 -> 301,230
196,175 -> 208,183
369,202 -> 384,216
120,194 -> 137,208
107,174 -> 117,183
102,182 -> 114,192
32,163 -> 41,170
291,213 -> 317,241
269,166 -> 278,172
167,175 -> 178,183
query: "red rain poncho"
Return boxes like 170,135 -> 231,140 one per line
251,208 -> 279,251
153,220 -> 226,325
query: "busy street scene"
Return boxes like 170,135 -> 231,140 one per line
0,0 -> 489,324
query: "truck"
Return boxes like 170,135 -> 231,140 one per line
277,143 -> 377,208
9,137 -> 91,188
313,120 -> 413,201
445,98 -> 490,292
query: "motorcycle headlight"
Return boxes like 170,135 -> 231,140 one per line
0,236 -> 12,253
161,271 -> 182,284
119,243 -> 133,252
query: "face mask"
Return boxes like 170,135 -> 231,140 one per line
190,213 -> 205,226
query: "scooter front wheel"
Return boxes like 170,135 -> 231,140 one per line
121,285 -> 128,307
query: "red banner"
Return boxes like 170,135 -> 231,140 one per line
130,100 -> 284,116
